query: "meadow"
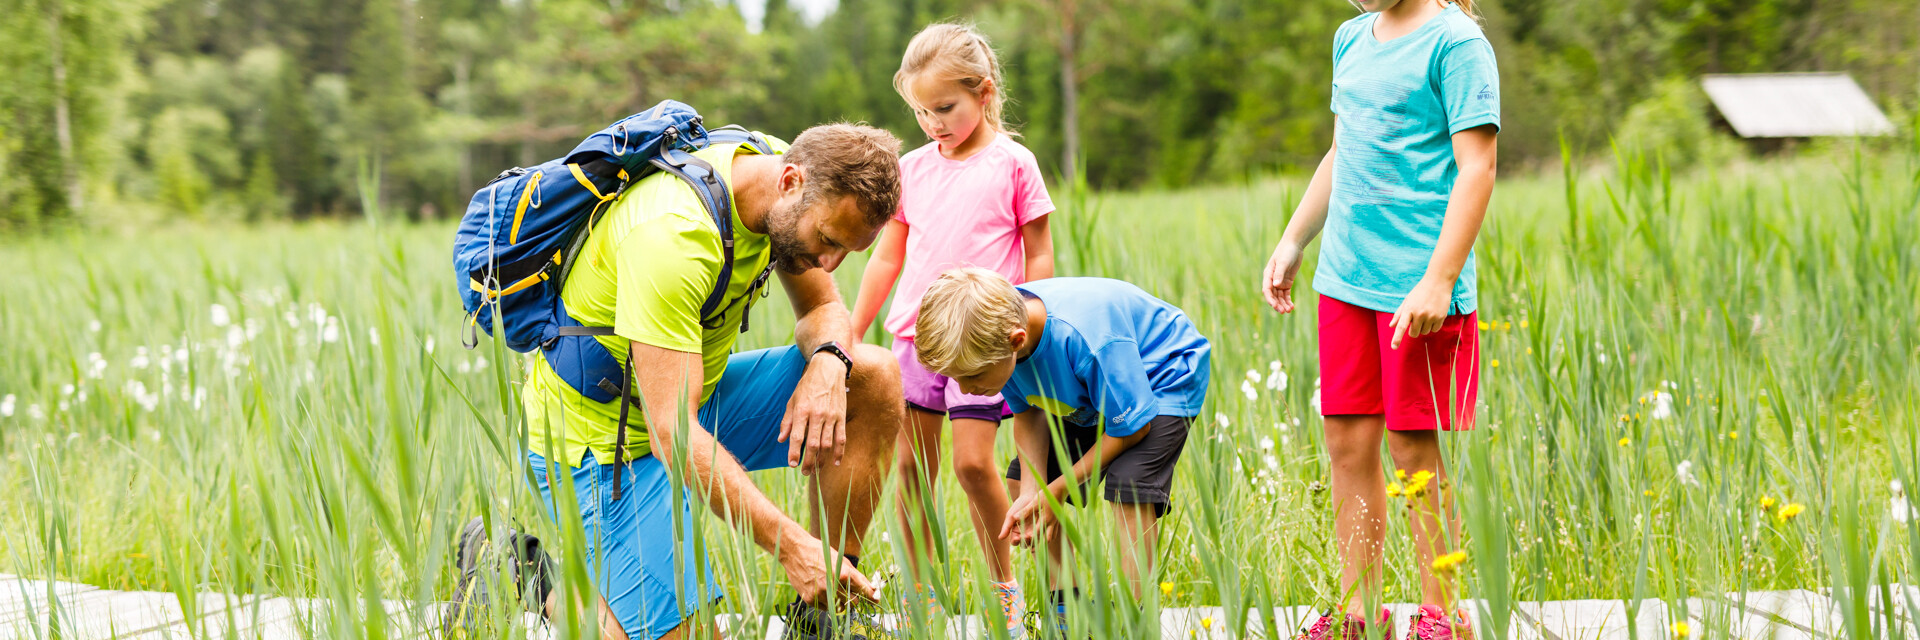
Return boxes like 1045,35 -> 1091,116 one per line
2,143 -> 1918,639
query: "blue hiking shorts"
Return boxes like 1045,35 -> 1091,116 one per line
528,345 -> 808,639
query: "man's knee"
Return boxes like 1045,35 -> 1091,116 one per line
850,343 -> 900,395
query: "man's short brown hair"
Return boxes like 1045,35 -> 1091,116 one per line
784,123 -> 903,227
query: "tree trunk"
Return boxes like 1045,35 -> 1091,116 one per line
1057,0 -> 1080,182
48,5 -> 81,213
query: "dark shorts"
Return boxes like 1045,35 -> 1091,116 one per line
1004,415 -> 1191,516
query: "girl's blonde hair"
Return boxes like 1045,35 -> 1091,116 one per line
894,22 -> 1013,135
915,267 -> 1027,378
1453,0 -> 1478,19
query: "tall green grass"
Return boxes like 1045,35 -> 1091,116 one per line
2,143 -> 1917,638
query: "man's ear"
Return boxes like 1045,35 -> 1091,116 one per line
780,163 -> 807,199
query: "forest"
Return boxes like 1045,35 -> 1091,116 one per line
0,0 -> 1914,226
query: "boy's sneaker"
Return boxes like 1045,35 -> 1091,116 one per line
1295,609 -> 1388,640
991,581 -> 1028,639
781,598 -> 895,640
1023,600 -> 1069,640
444,517 -> 553,634
1404,605 -> 1473,640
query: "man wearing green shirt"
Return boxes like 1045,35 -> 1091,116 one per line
471,123 -> 906,640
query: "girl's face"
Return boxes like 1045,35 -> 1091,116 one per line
907,73 -> 990,150
1351,0 -> 1404,11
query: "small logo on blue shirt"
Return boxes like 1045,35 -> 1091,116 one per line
1475,84 -> 1494,101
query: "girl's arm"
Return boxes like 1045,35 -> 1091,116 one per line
1019,215 -> 1055,281
850,218 -> 910,343
1388,124 -> 1497,349
1263,136 -> 1339,313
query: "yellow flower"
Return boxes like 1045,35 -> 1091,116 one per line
1760,496 -> 1777,511
1618,436 -> 1631,447
1727,431 -> 1739,440
1778,503 -> 1806,521
1478,321 -> 1491,331
1405,470 -> 1435,498
1161,582 -> 1174,597
1672,622 -> 1691,638
1202,616 -> 1214,630
1431,550 -> 1468,573
1490,359 -> 1500,368
1502,321 -> 1512,331
1387,483 -> 1404,498
1519,319 -> 1529,329
1644,490 -> 1655,497
1527,347 -> 1534,355
1395,469 -> 1408,481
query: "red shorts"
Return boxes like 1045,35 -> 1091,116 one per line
1317,295 -> 1480,431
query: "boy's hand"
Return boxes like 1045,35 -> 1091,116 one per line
1000,489 -> 1056,547
1263,240 -> 1305,313
1390,276 -> 1453,349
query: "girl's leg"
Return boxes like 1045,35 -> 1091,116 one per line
949,417 -> 1016,582
1386,429 -> 1458,609
893,406 -> 948,581
1112,503 -> 1159,600
1324,414 -> 1388,619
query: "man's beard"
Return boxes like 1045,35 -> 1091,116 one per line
766,197 -> 816,275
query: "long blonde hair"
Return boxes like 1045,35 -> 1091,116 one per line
894,22 -> 1013,135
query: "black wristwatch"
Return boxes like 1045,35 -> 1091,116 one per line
812,341 -> 854,380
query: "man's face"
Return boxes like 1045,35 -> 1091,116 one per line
766,181 -> 880,275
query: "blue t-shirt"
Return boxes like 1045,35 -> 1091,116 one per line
1317,4 -> 1500,314
1002,278 -> 1212,438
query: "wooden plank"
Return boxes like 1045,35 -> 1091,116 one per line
0,575 -> 98,623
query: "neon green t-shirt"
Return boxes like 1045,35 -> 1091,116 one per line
524,134 -> 789,467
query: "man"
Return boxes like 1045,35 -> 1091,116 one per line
458,123 -> 905,640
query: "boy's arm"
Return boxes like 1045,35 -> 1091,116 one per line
1001,408 -> 1055,544
1389,124 -> 1497,349
1046,425 -> 1150,500
1020,216 -> 1054,281
851,219 -> 909,342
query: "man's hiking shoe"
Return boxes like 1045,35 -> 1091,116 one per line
444,516 -> 554,634
781,598 -> 895,640
1296,609 -> 1389,640
1404,605 -> 1472,640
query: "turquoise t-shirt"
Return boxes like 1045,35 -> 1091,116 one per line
1317,4 -> 1500,314
1002,278 -> 1212,438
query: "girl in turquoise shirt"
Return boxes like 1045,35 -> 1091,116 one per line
1261,1 -> 1499,639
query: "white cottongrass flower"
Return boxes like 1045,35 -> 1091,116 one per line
1241,379 -> 1258,402
1893,498 -> 1918,524
1245,369 -> 1262,385
473,356 -> 488,371
191,386 -> 208,411
131,346 -> 151,369
368,328 -> 381,346
88,319 -> 101,333
210,304 -> 232,327
226,325 -> 248,348
307,303 -> 329,329
322,317 -> 341,343
1597,353 -> 1608,365
1215,413 -> 1230,428
457,360 -> 473,374
1310,377 -> 1323,414
28,404 -> 45,420
1259,436 -> 1275,451
426,336 -> 437,355
87,353 -> 107,379
284,310 -> 301,329
1648,391 -> 1674,420
0,394 -> 14,418
61,384 -> 75,397
1268,370 -> 1289,392
1675,459 -> 1699,488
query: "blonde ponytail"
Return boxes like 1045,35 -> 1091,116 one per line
895,22 -> 1014,135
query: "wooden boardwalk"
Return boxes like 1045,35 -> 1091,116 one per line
1,573 -> 1904,639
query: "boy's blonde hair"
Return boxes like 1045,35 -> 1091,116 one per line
894,22 -> 1014,135
915,267 -> 1027,377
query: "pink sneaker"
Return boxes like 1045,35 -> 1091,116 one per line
1404,605 -> 1472,640
1296,609 -> 1389,640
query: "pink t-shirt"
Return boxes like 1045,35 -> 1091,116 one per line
886,136 -> 1055,339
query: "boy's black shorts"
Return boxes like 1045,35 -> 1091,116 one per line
1003,415 -> 1191,517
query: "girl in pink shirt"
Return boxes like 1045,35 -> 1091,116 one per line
851,21 -> 1055,636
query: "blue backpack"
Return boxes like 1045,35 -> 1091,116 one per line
453,100 -> 775,492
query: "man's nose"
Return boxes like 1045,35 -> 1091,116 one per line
818,250 -> 848,273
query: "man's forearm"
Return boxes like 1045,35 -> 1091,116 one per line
794,300 -> 854,357
654,417 -> 806,556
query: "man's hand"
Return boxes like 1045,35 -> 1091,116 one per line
1390,276 -> 1454,349
1263,240 -> 1305,313
779,352 -> 850,474
778,528 -> 879,608
999,487 -> 1057,547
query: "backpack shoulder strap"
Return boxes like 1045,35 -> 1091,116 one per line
650,148 -> 739,329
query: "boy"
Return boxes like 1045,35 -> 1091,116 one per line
912,267 -> 1211,635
